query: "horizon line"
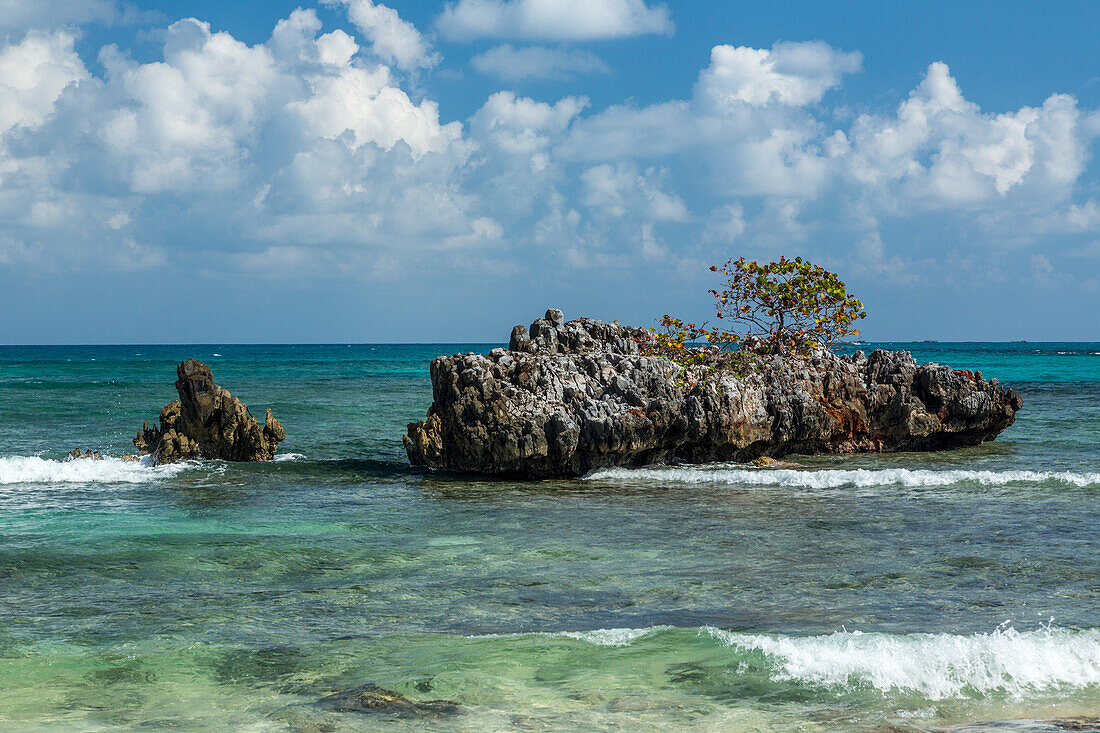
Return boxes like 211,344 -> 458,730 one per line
0,340 -> 1092,348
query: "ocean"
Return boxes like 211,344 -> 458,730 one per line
0,342 -> 1098,731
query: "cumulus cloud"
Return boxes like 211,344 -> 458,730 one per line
95,18 -> 282,194
290,65 -> 460,156
562,42 -> 1097,243
471,90 -> 586,167
437,0 -> 673,41
0,3 -> 1097,302
695,41 -> 862,109
0,30 -> 88,134
322,0 -> 438,70
844,62 -> 1095,212
471,44 -> 610,81
561,40 -> 858,198
0,6 -> 478,272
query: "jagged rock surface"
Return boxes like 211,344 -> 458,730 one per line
508,307 -> 651,355
404,309 -> 1023,479
134,359 -> 285,466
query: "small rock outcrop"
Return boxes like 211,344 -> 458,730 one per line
65,449 -> 143,463
404,309 -> 1023,479
134,359 -> 285,466
66,449 -> 105,461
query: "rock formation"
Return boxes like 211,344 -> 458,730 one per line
404,309 -> 1022,479
134,359 -> 285,465
66,449 -> 104,461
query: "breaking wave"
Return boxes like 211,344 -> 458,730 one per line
471,623 -> 1100,700
584,465 -> 1100,489
0,455 -> 190,485
709,624 -> 1100,699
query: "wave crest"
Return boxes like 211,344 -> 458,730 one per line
584,466 -> 1100,489
0,455 -> 188,485
709,625 -> 1100,699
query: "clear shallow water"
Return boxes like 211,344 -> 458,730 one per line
0,343 -> 1098,732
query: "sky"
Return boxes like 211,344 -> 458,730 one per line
2,0 -> 1100,343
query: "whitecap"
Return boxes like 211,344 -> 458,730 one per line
272,452 -> 305,462
0,455 -> 189,485
466,626 -> 670,647
559,626 -> 671,647
708,624 -> 1100,700
584,466 -> 1100,489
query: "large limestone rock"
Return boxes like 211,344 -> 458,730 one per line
134,359 -> 285,466
404,309 -> 1023,479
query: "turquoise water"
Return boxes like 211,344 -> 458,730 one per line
1,343 -> 1099,731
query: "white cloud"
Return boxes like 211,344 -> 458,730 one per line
0,30 -> 88,134
562,46 -> 1097,251
471,44 -> 610,81
466,92 -> 586,223
695,42 -> 862,109
0,8 -> 1097,299
0,7 -> 489,273
316,30 -> 359,66
844,63 -> 1092,209
437,0 -> 673,41
290,66 -> 460,156
561,41 -> 852,198
472,91 -> 587,153
471,90 -> 585,176
581,163 -> 688,222
96,18 -> 281,193
322,0 -> 438,70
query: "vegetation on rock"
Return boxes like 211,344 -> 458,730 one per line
642,256 -> 866,373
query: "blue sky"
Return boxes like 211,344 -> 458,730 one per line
2,0 -> 1100,343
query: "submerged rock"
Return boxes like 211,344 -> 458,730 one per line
134,359 -> 285,466
315,684 -> 461,718
404,309 -> 1022,479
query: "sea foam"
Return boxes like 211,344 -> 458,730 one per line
584,465 -> 1100,489
709,625 -> 1100,699
0,455 -> 188,485
559,626 -> 672,647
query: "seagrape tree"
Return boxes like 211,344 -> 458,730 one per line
643,256 -> 866,372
